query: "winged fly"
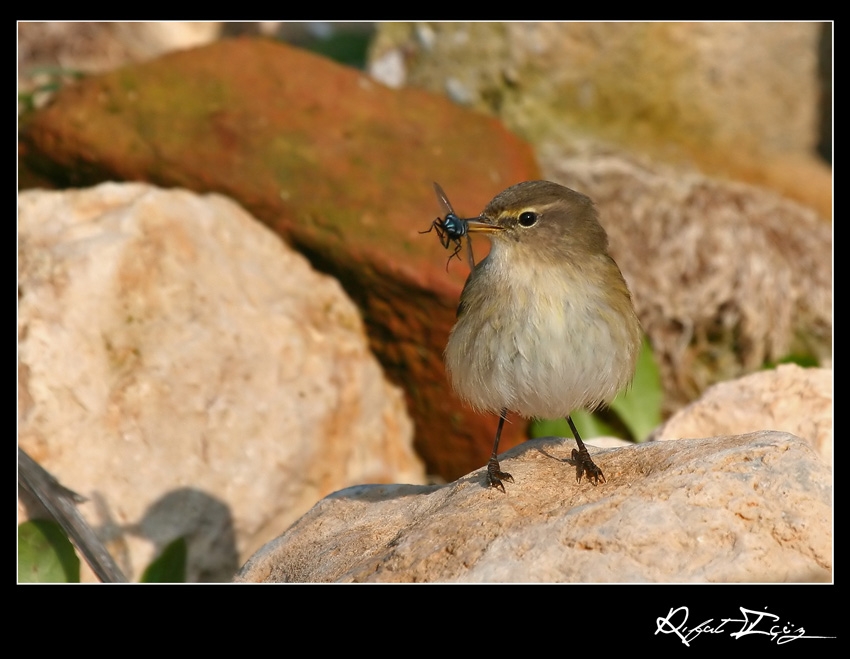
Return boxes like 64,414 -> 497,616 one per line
421,182 -> 476,271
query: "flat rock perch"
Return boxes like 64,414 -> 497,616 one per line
236,431 -> 832,583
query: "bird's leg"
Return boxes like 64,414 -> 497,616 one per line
487,408 -> 514,492
567,415 -> 606,485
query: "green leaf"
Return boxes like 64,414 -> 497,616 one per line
303,33 -> 373,69
570,409 -> 620,440
529,417 -> 567,439
763,353 -> 820,369
608,336 -> 663,441
529,410 -> 617,440
18,520 -> 80,583
140,537 -> 187,583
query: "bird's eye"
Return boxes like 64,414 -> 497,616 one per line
518,211 -> 538,227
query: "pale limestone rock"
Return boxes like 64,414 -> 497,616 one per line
18,183 -> 423,582
369,23 -> 829,218
236,431 -> 831,583
652,364 -> 832,469
540,147 -> 832,414
18,22 -> 222,74
371,23 -> 820,156
18,22 -> 224,114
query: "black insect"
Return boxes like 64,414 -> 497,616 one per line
420,182 -> 476,271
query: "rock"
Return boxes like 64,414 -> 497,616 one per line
18,182 -> 424,582
19,37 -> 540,481
18,22 -> 223,78
541,147 -> 832,413
370,22 -> 831,218
652,364 -> 832,469
236,431 -> 831,583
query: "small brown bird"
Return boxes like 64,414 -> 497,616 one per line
443,181 -> 642,491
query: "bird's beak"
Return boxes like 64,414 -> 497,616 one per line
465,217 -> 505,233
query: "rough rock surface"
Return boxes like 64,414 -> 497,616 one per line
541,147 -> 832,413
653,364 -> 832,469
236,431 -> 831,583
369,22 -> 831,218
18,183 -> 424,582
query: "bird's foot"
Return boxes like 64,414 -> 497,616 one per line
571,447 -> 606,486
487,458 -> 514,493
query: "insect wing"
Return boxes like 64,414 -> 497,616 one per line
464,234 -> 476,269
433,181 -> 456,218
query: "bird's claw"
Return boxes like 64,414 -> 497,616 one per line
571,448 -> 606,486
487,458 -> 514,492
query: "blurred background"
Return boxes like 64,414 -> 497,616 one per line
18,22 -> 832,582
